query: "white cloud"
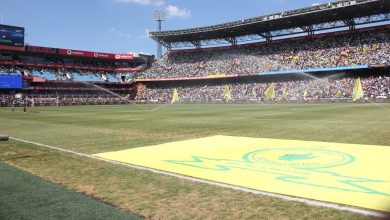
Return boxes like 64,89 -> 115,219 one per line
165,5 -> 190,18
115,0 -> 190,19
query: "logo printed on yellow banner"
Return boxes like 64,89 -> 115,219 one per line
94,136 -> 390,211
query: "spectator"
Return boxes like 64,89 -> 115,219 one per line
139,29 -> 390,79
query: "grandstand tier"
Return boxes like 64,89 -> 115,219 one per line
134,71 -> 390,104
1,0 -> 389,107
1,22 -> 390,106
0,41 -> 156,98
0,45 -> 144,106
0,45 -> 154,72
140,26 -> 390,80
150,0 -> 390,49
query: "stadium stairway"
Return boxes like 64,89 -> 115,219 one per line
70,72 -> 105,83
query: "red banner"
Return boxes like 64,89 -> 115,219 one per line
31,76 -> 46,82
115,54 -> 134,60
0,60 -> 140,72
116,67 -> 140,71
57,49 -> 134,60
0,45 -> 25,51
58,49 -> 116,59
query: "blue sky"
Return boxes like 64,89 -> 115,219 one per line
1,0 -> 332,55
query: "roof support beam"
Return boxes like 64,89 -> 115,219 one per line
343,18 -> 356,30
191,40 -> 201,49
165,42 -> 172,50
258,32 -> 273,42
225,37 -> 237,46
300,25 -> 315,35
150,0 -> 390,48
155,39 -> 171,49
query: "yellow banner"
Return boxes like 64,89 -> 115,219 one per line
95,136 -> 390,211
207,74 -> 226,78
223,85 -> 232,102
171,88 -> 179,104
264,84 -> 275,100
353,77 -> 364,101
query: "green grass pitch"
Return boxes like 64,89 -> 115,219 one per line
0,104 -> 389,219
0,162 -> 142,220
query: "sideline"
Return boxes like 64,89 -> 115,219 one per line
9,136 -> 386,218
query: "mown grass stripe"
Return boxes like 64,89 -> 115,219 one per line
0,161 -> 142,220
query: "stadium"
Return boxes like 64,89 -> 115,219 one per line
1,0 -> 390,219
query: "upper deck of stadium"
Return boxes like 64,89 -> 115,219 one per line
150,0 -> 390,49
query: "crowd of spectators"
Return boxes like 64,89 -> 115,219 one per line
0,66 -> 21,75
2,29 -> 390,106
139,29 -> 390,79
135,76 -> 390,103
2,75 -> 388,106
0,93 -> 131,107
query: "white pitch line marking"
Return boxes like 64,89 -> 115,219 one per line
8,137 -> 387,218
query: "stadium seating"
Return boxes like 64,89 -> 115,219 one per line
23,68 -> 120,83
30,70 -> 44,78
1,27 -> 389,106
140,29 -> 390,79
106,74 -> 121,83
135,76 -> 390,103
0,93 -> 130,107
42,71 -> 61,81
70,72 -> 105,82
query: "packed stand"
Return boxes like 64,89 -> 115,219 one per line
139,29 -> 390,79
135,76 -> 390,103
0,93 -> 132,107
0,66 -> 21,75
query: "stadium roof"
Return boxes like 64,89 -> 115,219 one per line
149,0 -> 390,49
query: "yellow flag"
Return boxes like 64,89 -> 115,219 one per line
303,89 -> 308,101
282,84 -> 287,99
335,90 -> 343,98
224,85 -> 232,102
171,88 -> 179,104
264,83 -> 275,101
352,78 -> 364,101
252,87 -> 257,97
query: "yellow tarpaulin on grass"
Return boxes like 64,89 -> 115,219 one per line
94,136 -> 390,212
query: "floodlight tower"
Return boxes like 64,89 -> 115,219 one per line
154,9 -> 165,59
